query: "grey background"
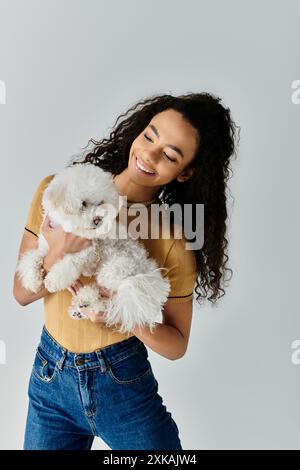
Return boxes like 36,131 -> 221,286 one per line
0,0 -> 299,450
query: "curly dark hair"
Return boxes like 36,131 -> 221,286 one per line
67,92 -> 240,307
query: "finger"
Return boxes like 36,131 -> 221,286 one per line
67,286 -> 76,295
69,280 -> 82,295
48,218 -> 54,229
74,280 -> 84,293
68,282 -> 81,295
99,286 -> 111,297
90,315 -> 105,323
99,291 -> 109,298
85,311 -> 97,322
71,283 -> 79,294
94,312 -> 106,323
85,310 -> 105,323
42,215 -> 53,233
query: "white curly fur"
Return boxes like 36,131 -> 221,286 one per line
16,163 -> 171,333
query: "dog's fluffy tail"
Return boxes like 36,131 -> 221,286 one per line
104,267 -> 171,334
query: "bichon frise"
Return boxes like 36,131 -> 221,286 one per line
16,163 -> 171,333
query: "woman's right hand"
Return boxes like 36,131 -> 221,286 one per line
41,215 -> 92,271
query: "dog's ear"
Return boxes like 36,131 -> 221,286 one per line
48,183 -> 65,209
43,180 -> 67,211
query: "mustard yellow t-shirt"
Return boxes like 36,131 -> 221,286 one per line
23,174 -> 197,353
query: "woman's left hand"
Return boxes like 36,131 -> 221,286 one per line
78,307 -> 107,323
67,280 -> 116,323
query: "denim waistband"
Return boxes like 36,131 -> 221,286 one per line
37,325 -> 145,372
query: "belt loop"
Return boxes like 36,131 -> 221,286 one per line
96,350 -> 108,373
57,348 -> 67,371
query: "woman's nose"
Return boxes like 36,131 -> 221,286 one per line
144,151 -> 159,166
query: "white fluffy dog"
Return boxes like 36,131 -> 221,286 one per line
16,163 -> 171,333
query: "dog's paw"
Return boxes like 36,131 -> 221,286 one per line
44,274 -> 60,293
68,306 -> 88,320
75,284 -> 107,312
44,269 -> 78,293
78,302 -> 90,309
26,278 -> 44,294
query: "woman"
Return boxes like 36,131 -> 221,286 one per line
13,92 -> 239,450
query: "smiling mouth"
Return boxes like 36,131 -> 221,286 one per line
134,154 -> 156,176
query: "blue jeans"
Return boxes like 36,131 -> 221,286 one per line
23,325 -> 182,450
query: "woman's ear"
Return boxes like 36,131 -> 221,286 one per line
176,166 -> 195,183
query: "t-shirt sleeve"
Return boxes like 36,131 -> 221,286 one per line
163,237 -> 198,303
24,174 -> 55,238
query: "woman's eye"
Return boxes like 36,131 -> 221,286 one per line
144,133 -> 152,142
98,200 -> 104,206
143,133 -> 177,163
164,153 -> 177,163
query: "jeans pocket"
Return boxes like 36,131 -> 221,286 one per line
31,345 -> 59,384
108,344 -> 154,385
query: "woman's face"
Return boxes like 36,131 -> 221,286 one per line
127,109 -> 199,187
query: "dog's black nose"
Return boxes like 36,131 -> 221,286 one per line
93,216 -> 102,226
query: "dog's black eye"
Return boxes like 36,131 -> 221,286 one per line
98,200 -> 104,206
82,201 -> 87,208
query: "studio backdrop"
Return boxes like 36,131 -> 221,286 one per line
0,0 -> 299,450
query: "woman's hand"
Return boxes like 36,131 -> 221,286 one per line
41,215 -> 92,271
67,279 -> 116,323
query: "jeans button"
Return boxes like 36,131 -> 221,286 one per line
76,357 -> 85,366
